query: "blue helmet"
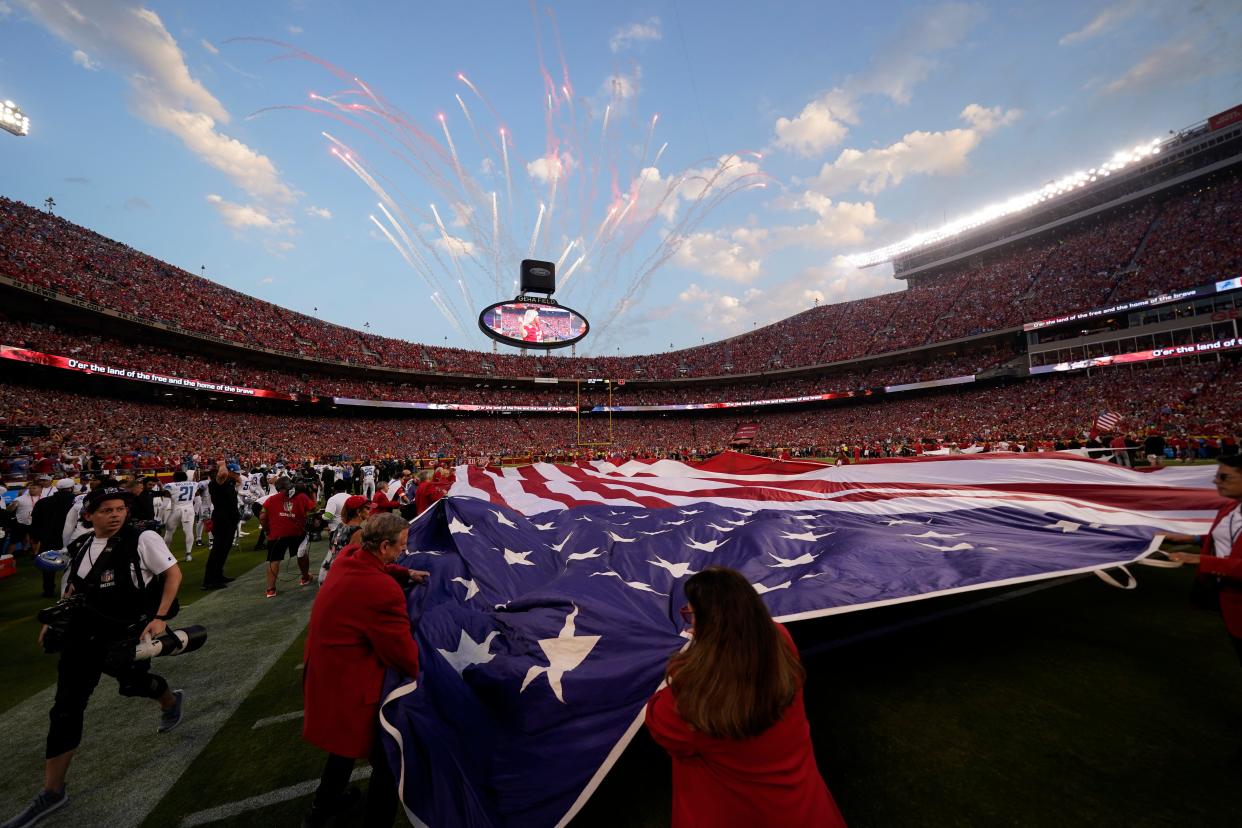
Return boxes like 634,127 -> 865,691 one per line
35,550 -> 70,573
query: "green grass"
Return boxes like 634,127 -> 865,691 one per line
0,518 -> 267,717
139,627 -> 339,828
579,564 -> 1242,828
17,535 -> 1242,827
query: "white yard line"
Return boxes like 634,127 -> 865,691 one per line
180,767 -> 371,827
0,543 -> 323,828
251,710 -> 304,730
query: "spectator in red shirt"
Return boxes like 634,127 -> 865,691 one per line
646,567 -> 846,828
259,478 -> 316,598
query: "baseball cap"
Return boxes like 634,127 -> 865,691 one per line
83,485 -> 135,512
55,479 -> 75,490
344,495 -> 368,511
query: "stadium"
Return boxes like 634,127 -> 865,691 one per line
1,5 -> 1241,828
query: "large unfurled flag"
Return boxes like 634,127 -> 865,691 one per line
380,453 -> 1222,827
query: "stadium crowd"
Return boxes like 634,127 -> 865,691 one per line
1,315 -> 1016,407
2,171 -> 1239,381
1,359 -> 1238,474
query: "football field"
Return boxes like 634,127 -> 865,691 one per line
0,525 -> 1237,827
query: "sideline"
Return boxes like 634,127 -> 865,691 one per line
0,546 -> 322,828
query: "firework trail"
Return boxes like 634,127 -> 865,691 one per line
244,31 -> 762,352
528,201 -> 546,257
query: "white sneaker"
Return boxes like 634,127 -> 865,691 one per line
238,530 -> 250,536
184,554 -> 193,563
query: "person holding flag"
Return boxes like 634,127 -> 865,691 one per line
1163,453 -> 1242,667
646,567 -> 846,827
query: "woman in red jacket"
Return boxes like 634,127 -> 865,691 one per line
1165,454 -> 1242,664
646,566 -> 846,828
302,512 -> 428,828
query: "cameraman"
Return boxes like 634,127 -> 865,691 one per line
2,484 -> 184,828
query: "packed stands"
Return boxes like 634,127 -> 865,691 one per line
0,316 -> 1016,407
2,169 -> 1238,381
2,359 -> 1237,471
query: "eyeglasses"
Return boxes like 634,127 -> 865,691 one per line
679,605 -> 694,625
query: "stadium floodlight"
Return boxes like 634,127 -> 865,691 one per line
845,137 -> 1163,267
0,99 -> 30,137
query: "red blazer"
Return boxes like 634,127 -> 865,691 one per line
302,545 -> 420,758
1197,503 -> 1242,637
645,625 -> 846,828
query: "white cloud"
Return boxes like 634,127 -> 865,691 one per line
306,205 -> 332,219
677,283 -> 762,327
139,103 -> 294,203
610,17 -> 661,53
258,277 -> 274,285
853,2 -> 986,105
434,235 -> 477,257
0,2 -> 11,18
771,3 -> 984,156
21,0 -> 296,210
673,232 -> 765,283
669,191 -> 876,284
526,153 -> 574,184
627,154 -> 764,226
773,88 -> 857,157
206,194 -> 292,232
792,257 -> 898,306
72,49 -> 99,70
1100,39 -> 1202,94
287,24 -> 303,35
1060,0 -> 1144,45
769,193 -> 880,249
665,256 -> 898,339
802,104 -> 1019,195
200,38 -> 219,55
959,103 -> 1023,132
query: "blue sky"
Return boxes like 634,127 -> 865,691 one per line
1,0 -> 1239,356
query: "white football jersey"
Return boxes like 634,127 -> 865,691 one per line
165,481 -> 198,506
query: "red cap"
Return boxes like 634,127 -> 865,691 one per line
344,495 -> 368,510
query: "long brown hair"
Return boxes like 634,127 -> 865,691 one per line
666,567 -> 805,740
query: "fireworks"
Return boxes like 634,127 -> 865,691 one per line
240,24 -> 765,351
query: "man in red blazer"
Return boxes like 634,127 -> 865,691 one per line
1165,454 -> 1242,664
302,512 -> 428,827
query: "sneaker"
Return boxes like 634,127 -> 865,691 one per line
299,575 -> 314,587
184,553 -> 193,563
265,588 -> 278,599
238,530 -> 250,536
158,690 -> 184,733
1,788 -> 68,828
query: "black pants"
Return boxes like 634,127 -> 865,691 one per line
313,737 -> 399,827
1232,634 -> 1242,667
47,639 -> 168,758
206,516 -> 238,584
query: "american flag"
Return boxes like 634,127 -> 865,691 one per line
380,453 -> 1222,827
1094,410 -> 1123,432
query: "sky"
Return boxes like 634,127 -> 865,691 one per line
1,0 -> 1240,357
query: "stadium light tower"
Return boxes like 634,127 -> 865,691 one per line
0,99 -> 30,137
